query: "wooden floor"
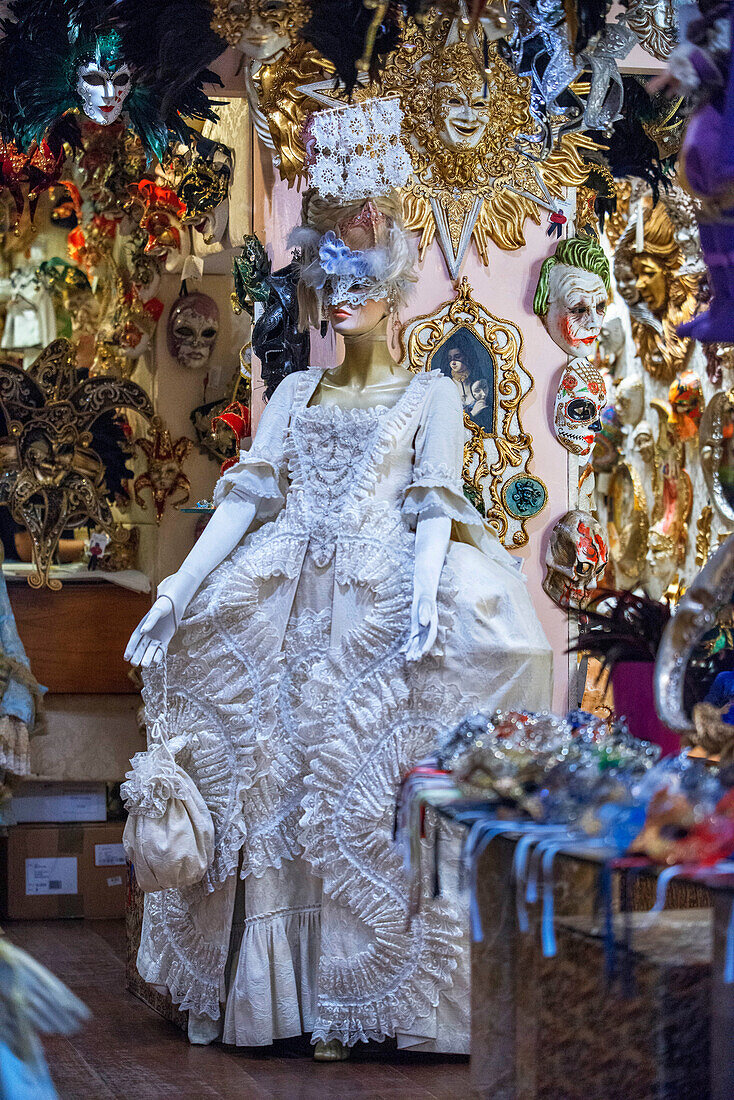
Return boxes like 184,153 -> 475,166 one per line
3,920 -> 472,1100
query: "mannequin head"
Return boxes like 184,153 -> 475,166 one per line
291,189 -> 416,331
534,237 -> 611,359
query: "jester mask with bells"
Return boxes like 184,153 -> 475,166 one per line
288,189 -> 416,330
534,237 -> 611,359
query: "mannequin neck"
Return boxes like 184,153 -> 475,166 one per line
338,315 -> 397,389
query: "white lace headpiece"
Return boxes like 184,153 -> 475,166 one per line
306,98 -> 412,202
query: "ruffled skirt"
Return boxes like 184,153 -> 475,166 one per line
138,518 -> 552,1051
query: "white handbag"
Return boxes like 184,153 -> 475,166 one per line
121,662 -> 214,893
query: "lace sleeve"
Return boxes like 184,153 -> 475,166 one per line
213,372 -> 299,517
403,375 -> 484,528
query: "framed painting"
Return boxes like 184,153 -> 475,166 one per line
399,277 -> 546,548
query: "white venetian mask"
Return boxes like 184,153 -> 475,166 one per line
545,265 -> 608,358
76,61 -> 132,125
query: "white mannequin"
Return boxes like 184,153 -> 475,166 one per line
126,296 -> 448,670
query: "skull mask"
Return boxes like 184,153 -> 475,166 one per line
167,293 -> 220,370
543,509 -> 609,609
554,361 -> 607,457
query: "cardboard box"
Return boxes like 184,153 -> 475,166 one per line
10,781 -> 108,824
0,822 -> 126,919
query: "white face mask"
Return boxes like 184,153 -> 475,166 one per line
76,61 -> 132,125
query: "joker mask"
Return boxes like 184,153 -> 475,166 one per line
167,293 -> 219,370
544,265 -> 608,358
76,61 -> 132,125
554,361 -> 607,457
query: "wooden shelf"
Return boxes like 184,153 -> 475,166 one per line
8,582 -> 150,694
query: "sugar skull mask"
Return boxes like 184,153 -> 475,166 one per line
167,293 -> 219,370
76,60 -> 132,125
543,509 -> 609,610
554,361 -> 607,457
534,237 -> 611,359
668,370 -> 703,442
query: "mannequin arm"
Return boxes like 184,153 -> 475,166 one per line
125,493 -> 256,667
403,513 -> 451,663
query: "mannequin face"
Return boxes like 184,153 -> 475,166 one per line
432,82 -> 490,149
328,297 -> 389,337
544,265 -> 608,358
76,61 -> 132,125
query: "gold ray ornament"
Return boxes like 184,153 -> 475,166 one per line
379,12 -> 599,277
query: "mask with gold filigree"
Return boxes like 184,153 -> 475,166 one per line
0,340 -> 153,589
136,181 -> 187,259
209,0 -> 308,56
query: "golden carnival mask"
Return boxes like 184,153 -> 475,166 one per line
0,340 -> 152,588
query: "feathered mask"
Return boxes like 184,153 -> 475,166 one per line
288,201 -> 416,330
0,0 -> 221,160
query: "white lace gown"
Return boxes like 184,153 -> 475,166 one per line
137,366 -> 553,1052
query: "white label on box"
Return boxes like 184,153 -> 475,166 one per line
12,783 -> 107,824
25,857 -> 78,896
107,876 -> 123,887
95,843 -> 126,867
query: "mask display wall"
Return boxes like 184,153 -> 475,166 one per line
534,237 -> 611,360
543,509 -> 609,610
166,293 -> 220,370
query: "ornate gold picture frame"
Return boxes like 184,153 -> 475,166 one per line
399,278 -> 546,548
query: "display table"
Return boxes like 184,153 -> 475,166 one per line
434,812 -> 729,1100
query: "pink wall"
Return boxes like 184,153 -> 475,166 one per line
253,146 -> 569,709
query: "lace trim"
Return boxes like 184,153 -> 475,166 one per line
212,456 -> 284,510
298,515 -> 468,1047
138,889 -> 227,1020
0,716 -> 30,777
122,747 -> 193,818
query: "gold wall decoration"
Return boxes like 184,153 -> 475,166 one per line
613,193 -> 701,383
695,504 -> 713,569
399,277 -> 546,547
607,461 -> 649,587
0,339 -> 153,588
621,0 -> 677,60
379,13 -> 598,276
700,389 -> 734,526
649,398 -> 692,566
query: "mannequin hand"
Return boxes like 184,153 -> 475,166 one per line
403,592 -> 438,663
125,598 -> 176,668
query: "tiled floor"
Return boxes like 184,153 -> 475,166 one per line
4,919 -> 472,1099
